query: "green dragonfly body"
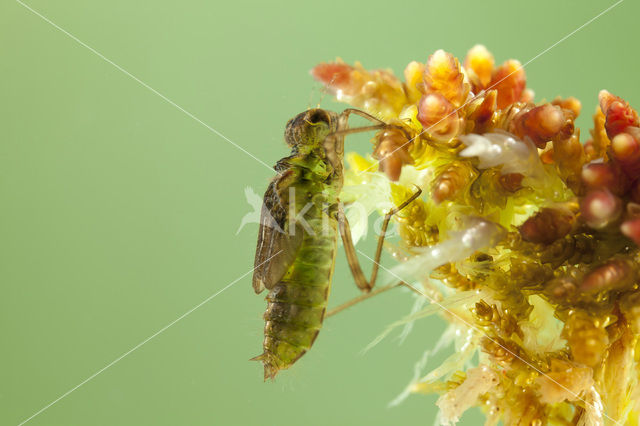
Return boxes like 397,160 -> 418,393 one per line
252,109 -> 347,380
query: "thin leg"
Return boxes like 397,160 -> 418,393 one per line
321,109 -> 388,159
327,108 -> 409,142
325,280 -> 426,318
341,108 -> 386,125
338,187 -> 422,292
330,125 -> 387,138
326,282 -> 401,318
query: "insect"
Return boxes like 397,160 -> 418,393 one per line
251,108 -> 421,380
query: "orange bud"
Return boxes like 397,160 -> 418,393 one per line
464,44 -> 494,89
403,61 -> 425,104
610,129 -> 640,179
490,59 -> 526,109
552,96 -> 581,118
373,128 -> 413,181
424,49 -> 469,107
510,104 -> 574,148
417,93 -> 460,141
431,163 -> 472,203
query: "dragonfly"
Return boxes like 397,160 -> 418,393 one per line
251,108 -> 421,380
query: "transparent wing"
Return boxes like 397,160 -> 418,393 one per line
252,171 -> 303,293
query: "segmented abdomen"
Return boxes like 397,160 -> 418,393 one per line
259,212 -> 337,380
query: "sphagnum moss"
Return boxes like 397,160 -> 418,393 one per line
313,46 -> 640,425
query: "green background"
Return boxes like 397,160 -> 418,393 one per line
1,0 -> 637,425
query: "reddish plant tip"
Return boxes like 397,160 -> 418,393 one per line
610,129 -> 640,180
423,49 -> 467,107
579,258 -> 633,294
581,163 -> 611,187
373,128 -> 413,181
581,162 -> 629,195
378,154 -> 403,182
552,97 -> 581,118
580,188 -> 622,229
431,165 -> 467,203
611,130 -> 640,163
519,207 -> 574,244
598,90 -> 639,138
499,173 -> 524,192
621,217 -> 640,245
511,104 -> 573,148
417,93 -> 460,140
490,59 -> 526,109
310,62 -> 354,92
611,132 -> 638,158
432,180 -> 454,204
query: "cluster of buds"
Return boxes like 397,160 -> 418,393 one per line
313,46 -> 581,202
415,49 -> 468,143
312,46 -> 640,425
581,90 -> 640,243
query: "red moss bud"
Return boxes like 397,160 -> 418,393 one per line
581,162 -> 630,195
598,90 -> 639,138
621,218 -> 640,245
611,129 -> 640,179
519,207 -> 575,244
498,173 -> 524,192
510,104 -> 574,148
580,188 -> 622,229
417,93 -> 460,141
373,128 -> 413,181
579,258 -> 634,294
490,60 -> 526,109
431,163 -> 473,203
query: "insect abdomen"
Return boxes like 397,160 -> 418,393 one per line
257,214 -> 337,380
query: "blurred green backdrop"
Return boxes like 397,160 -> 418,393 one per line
1,0 -> 637,424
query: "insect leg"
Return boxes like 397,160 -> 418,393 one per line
325,280 -> 425,319
326,108 -> 410,152
330,108 -> 389,137
326,282 -> 402,317
330,125 -> 387,137
337,187 -> 422,292
340,108 -> 386,125
326,108 -> 388,140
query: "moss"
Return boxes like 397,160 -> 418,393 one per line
316,45 -> 640,424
